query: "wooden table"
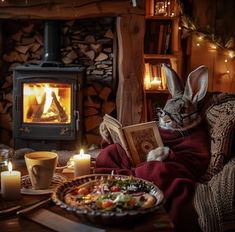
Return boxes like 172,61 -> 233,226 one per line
0,159 -> 174,232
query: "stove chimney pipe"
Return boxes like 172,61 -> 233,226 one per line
41,20 -> 62,67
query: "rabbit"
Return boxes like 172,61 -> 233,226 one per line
99,64 -> 208,162
147,64 -> 208,161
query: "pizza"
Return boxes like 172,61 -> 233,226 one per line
63,175 -> 157,212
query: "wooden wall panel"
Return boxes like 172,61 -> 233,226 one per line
0,1 -> 144,19
116,14 -> 145,126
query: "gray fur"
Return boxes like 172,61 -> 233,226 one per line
147,64 -> 208,161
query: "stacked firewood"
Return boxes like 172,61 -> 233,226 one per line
61,18 -> 115,85
61,19 -> 116,146
84,84 -> 115,146
3,25 -> 43,64
0,21 -> 43,146
0,18 -> 116,148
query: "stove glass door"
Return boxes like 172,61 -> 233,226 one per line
23,82 -> 71,124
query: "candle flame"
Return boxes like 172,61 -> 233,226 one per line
80,149 -> 84,156
8,161 -> 13,173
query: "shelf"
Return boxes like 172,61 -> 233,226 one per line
143,0 -> 181,121
144,89 -> 169,94
144,54 -> 177,59
145,15 -> 177,20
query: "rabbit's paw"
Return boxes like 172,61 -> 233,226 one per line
147,146 -> 170,161
99,121 -> 112,144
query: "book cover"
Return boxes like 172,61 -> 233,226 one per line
164,24 -> 172,54
149,20 -> 160,54
161,24 -> 168,54
103,114 -> 163,166
149,0 -> 155,16
145,0 -> 151,16
144,22 -> 151,53
123,121 -> 163,165
157,24 -> 164,54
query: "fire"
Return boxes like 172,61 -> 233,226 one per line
43,84 -> 53,114
23,82 -> 71,124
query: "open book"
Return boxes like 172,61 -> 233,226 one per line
103,114 -> 163,166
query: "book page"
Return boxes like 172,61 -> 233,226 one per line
103,114 -> 122,128
103,115 -> 134,165
123,121 -> 163,166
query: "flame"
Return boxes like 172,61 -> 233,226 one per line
80,149 -> 84,156
8,161 -> 13,173
43,84 -> 53,113
23,82 -> 71,124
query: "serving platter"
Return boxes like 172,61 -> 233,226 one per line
52,174 -> 164,225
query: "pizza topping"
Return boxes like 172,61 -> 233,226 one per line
63,176 -> 157,212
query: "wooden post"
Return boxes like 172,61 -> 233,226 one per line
116,14 -> 145,126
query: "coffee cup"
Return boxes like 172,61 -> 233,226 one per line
24,151 -> 58,190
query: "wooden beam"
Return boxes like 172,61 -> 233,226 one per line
0,0 -> 144,19
116,14 -> 145,126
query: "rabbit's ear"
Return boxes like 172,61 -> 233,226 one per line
162,63 -> 184,98
183,65 -> 208,104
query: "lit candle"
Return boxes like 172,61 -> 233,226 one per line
1,162 -> 21,200
73,149 -> 91,177
151,77 -> 162,89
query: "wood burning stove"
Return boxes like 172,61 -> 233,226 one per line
13,66 -> 84,150
12,20 -> 84,150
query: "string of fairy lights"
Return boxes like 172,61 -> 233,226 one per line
179,5 -> 235,92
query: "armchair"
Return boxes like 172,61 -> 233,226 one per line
194,92 -> 235,232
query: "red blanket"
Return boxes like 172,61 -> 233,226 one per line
95,124 -> 211,232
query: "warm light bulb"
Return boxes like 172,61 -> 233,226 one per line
199,36 -> 203,40
225,59 -> 228,63
178,26 -> 182,30
228,51 -> 234,58
196,43 -> 200,47
226,70 -> 230,73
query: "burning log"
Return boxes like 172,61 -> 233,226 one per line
51,91 -> 68,122
33,92 -> 46,121
32,91 -> 68,123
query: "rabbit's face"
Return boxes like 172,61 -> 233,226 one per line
157,98 -> 201,131
158,64 -> 208,131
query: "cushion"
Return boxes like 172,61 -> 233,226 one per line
199,93 -> 235,182
193,157 -> 235,232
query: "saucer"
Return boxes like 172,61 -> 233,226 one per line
21,173 -> 68,195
